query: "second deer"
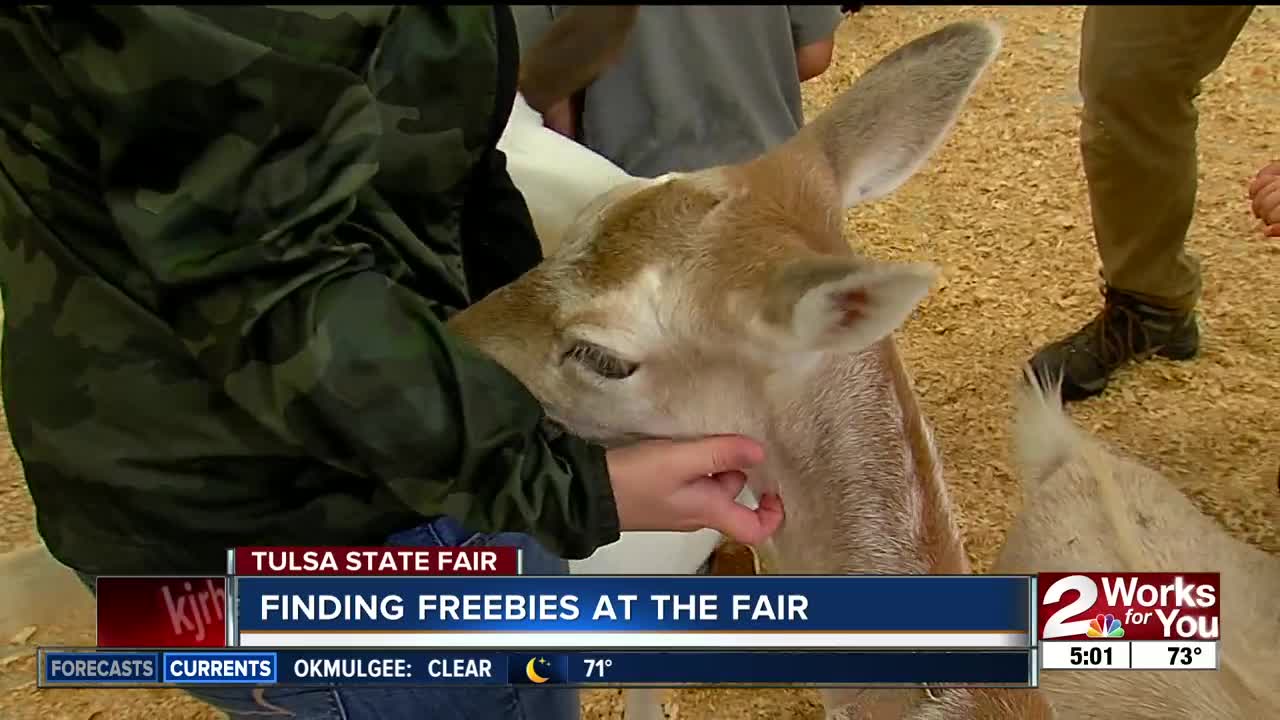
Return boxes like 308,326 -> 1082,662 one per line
989,370 -> 1280,719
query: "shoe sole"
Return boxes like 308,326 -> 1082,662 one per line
1058,342 -> 1199,402
1155,342 -> 1198,362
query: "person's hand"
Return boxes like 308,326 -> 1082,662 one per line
1248,161 -> 1280,237
606,435 -> 784,546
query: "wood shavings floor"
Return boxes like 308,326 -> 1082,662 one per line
1,6 -> 1277,719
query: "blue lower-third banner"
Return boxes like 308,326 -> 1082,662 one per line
40,649 -> 1034,688
233,575 -> 1032,649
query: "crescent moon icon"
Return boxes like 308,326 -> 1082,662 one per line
526,658 -> 549,684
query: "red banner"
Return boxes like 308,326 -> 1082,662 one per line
231,546 -> 520,576
1037,572 -> 1220,642
96,577 -> 226,648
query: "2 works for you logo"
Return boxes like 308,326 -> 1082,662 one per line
1037,573 -> 1220,642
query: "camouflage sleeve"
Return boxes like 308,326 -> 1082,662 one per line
460,145 -> 547,304
39,5 -> 620,559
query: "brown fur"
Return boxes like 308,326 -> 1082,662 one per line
993,371 -> 1280,719
884,342 -> 969,577
453,20 -> 1055,720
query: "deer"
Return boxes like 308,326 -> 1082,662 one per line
500,4 -> 736,585
990,369 -> 1280,719
493,10 -> 1280,720
453,18 -> 1058,720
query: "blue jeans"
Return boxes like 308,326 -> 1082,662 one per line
81,518 -> 580,720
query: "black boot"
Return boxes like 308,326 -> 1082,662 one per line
1028,287 -> 1199,402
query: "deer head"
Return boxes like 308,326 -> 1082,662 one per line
453,20 -> 1002,451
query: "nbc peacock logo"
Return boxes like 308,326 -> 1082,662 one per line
1086,613 -> 1124,638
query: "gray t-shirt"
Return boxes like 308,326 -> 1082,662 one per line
513,5 -> 844,178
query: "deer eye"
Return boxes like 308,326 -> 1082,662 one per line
565,341 -> 637,380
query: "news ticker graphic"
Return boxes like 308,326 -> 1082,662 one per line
1036,573 -> 1220,642
231,575 -> 1032,649
95,546 -> 521,647
93,573 -> 1031,650
38,649 -> 1036,688
96,577 -> 228,648
89,549 -> 1221,678
229,547 -> 521,576
1040,640 -> 1219,671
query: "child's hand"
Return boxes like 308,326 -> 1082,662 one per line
606,435 -> 783,546
1248,161 -> 1280,237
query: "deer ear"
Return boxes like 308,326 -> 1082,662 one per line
790,20 -> 1002,208
759,257 -> 938,353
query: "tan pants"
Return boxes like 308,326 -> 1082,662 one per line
1080,5 -> 1254,311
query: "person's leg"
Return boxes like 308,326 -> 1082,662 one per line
1030,5 -> 1254,401
79,521 -> 579,720
1084,5 -> 1252,308
374,517 -> 582,720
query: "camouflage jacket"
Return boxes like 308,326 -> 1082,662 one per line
0,5 -> 618,575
